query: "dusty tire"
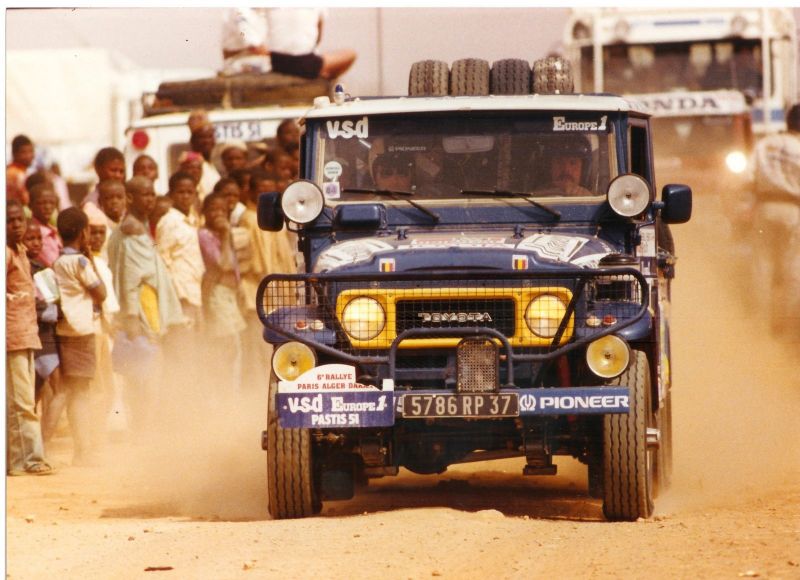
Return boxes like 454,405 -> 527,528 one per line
409,60 -> 449,96
602,350 -> 655,521
266,372 -> 320,519
450,58 -> 490,96
532,56 -> 574,95
490,59 -> 531,95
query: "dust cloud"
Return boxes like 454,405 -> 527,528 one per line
665,193 -> 800,509
97,193 -> 798,521
104,346 -> 271,522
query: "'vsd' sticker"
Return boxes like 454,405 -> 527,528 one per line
379,258 -> 395,272
512,255 -> 529,270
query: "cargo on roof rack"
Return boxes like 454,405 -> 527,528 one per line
142,72 -> 333,117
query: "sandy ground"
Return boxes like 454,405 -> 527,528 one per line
7,194 -> 800,579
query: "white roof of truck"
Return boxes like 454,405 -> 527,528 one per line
305,94 -> 650,119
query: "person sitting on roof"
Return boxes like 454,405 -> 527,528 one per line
221,8 -> 356,80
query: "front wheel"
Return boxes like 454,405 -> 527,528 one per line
602,350 -> 656,521
266,372 -> 320,519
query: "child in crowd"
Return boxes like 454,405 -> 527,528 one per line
149,196 -> 173,238
198,191 -> 246,393
50,207 -> 107,466
157,172 -> 204,328
86,208 -> 120,446
7,135 -> 35,205
96,179 -> 127,228
212,177 -> 252,280
213,177 -> 247,226
158,172 -> 205,389
220,142 -> 248,176
6,199 -> 52,475
238,169 -> 283,391
132,154 -> 159,184
21,222 -> 60,409
28,183 -> 62,267
107,177 -> 183,433
83,147 -> 126,207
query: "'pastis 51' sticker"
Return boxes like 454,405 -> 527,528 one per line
277,364 -> 394,428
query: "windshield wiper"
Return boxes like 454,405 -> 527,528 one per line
460,189 -> 561,219
343,188 -> 440,223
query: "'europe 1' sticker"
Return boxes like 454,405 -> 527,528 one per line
552,116 -> 607,132
323,182 -> 341,200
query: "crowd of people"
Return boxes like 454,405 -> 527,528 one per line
6,114 -> 299,475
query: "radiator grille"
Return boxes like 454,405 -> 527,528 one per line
396,298 -> 515,337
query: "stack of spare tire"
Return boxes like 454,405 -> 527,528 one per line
408,57 -> 574,97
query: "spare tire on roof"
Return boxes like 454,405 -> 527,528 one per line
532,56 -> 574,95
450,58 -> 490,96
408,60 -> 450,97
490,59 -> 532,95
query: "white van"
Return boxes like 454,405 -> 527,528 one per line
123,104 -> 312,194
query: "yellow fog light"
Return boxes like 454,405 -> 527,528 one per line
525,294 -> 568,338
586,335 -> 631,379
342,297 -> 386,341
272,341 -> 316,382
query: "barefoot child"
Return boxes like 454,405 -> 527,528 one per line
198,191 -> 246,393
51,207 -> 107,465
21,222 -> 60,408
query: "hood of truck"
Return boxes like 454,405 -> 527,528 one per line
312,231 -> 616,273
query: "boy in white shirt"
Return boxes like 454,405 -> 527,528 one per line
50,208 -> 107,465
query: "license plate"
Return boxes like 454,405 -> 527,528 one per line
401,393 -> 519,418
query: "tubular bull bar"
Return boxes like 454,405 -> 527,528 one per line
255,268 -> 649,384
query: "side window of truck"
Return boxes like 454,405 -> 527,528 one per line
627,123 -> 651,180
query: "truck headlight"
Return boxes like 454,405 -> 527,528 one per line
607,174 -> 650,217
281,180 -> 324,224
525,294 -> 568,338
586,335 -> 630,379
725,151 -> 748,174
341,297 -> 386,341
272,341 -> 316,382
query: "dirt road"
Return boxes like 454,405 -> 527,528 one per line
7,197 -> 800,579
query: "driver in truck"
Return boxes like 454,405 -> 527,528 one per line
543,135 -> 594,197
372,152 -> 414,191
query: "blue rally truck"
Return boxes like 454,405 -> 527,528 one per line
256,58 -> 692,521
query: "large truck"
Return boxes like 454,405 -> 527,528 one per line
255,57 -> 692,521
563,8 -> 797,136
563,8 -> 796,198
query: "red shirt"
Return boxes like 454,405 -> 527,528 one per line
6,243 -> 42,352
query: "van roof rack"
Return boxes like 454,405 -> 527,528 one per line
142,73 -> 333,117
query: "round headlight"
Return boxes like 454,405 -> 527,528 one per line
281,180 -> 324,224
607,174 -> 651,217
342,297 -> 386,341
272,341 -> 316,382
586,334 -> 630,379
725,151 -> 748,174
525,294 -> 568,338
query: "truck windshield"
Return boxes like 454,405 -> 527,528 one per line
314,113 -> 617,202
597,39 -> 762,96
